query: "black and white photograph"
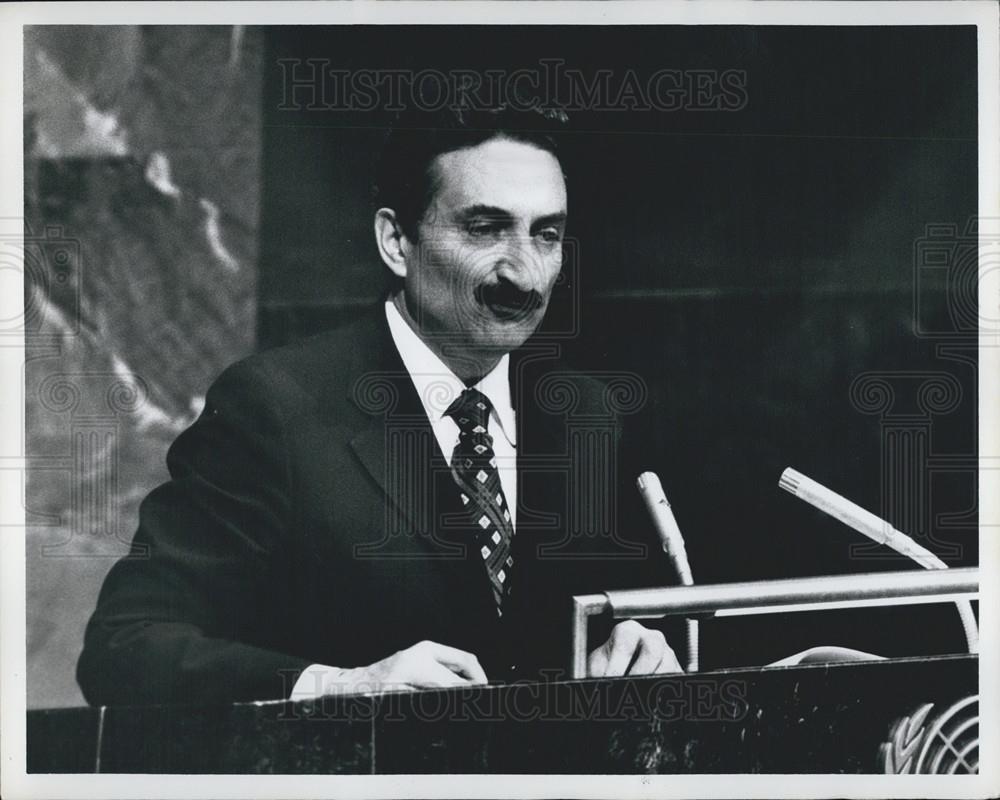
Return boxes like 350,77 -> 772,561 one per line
1,1 -> 997,797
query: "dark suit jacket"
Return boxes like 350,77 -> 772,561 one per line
77,309 -> 670,706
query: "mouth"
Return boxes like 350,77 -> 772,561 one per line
475,279 -> 544,322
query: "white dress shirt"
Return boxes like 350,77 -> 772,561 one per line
383,299 -> 518,530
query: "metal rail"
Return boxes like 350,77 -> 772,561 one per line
570,567 -> 979,679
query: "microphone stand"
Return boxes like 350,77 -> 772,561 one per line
637,472 -> 699,672
779,467 -> 979,654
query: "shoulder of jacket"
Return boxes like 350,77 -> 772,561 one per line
209,312 -> 383,410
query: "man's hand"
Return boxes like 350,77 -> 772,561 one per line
298,640 -> 488,698
586,620 -> 683,678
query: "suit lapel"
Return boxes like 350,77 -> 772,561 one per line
346,310 -> 468,560
506,345 -> 570,614
510,343 -> 567,545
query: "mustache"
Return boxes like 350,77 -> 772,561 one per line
475,279 -> 545,318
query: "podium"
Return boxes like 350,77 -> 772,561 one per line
28,654 -> 978,774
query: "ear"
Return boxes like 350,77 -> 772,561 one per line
374,208 -> 410,279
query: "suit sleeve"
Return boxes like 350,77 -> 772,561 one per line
76,361 -> 312,706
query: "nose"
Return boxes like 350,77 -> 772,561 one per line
495,234 -> 540,288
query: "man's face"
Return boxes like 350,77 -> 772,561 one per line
399,136 -> 567,365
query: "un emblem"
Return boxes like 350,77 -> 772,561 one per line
880,695 -> 979,774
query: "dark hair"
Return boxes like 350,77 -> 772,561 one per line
374,102 -> 570,241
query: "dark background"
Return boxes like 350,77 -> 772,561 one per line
260,26 -> 979,668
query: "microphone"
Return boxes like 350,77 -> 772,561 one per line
779,468 -> 943,569
637,472 -> 693,584
637,472 -> 697,670
778,467 -> 979,654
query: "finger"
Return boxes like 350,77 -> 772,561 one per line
587,645 -> 610,678
605,621 -> 643,677
628,631 -> 666,676
654,645 -> 684,674
407,658 -> 480,689
426,642 -> 489,684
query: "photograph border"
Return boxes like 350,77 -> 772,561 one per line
2,2 -> 997,798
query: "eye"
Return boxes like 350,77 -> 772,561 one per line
536,227 -> 562,243
467,220 -> 501,237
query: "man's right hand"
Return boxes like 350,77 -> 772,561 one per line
292,640 -> 488,698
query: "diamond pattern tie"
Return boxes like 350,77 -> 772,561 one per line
445,388 -> 515,615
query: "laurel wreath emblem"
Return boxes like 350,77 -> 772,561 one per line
880,695 -> 979,774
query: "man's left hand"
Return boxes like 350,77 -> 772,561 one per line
586,620 -> 683,678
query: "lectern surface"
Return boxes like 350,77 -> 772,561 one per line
27,654 -> 977,774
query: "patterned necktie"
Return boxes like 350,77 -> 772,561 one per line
445,388 -> 515,615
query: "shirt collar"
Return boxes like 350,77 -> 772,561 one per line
384,300 -> 516,446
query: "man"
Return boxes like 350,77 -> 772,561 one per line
77,104 -> 681,706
